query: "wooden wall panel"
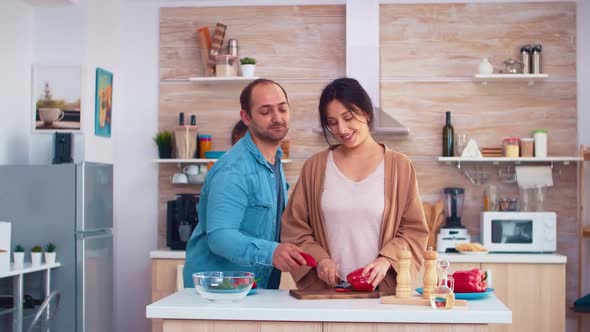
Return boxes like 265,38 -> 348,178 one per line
380,3 -> 576,78
380,81 -> 577,156
160,6 -> 345,80
157,5 -> 345,249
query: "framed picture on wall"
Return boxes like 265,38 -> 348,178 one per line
32,64 -> 82,132
94,67 -> 113,137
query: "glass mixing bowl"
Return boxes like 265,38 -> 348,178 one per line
192,271 -> 254,302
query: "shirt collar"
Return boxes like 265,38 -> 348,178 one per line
242,131 -> 283,165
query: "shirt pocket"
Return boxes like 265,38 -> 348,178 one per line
241,194 -> 273,238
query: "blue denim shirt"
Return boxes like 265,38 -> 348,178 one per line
183,131 -> 288,288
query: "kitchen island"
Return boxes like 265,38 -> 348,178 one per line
147,288 -> 511,332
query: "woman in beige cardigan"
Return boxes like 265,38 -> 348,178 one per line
281,78 -> 429,291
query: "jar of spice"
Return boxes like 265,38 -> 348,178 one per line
503,137 -> 520,157
520,138 -> 534,157
199,134 -> 212,158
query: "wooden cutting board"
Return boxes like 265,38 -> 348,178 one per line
289,289 -> 381,300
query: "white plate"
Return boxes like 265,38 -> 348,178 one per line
458,250 -> 489,256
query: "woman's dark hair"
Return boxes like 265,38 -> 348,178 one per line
318,77 -> 374,144
231,120 -> 248,145
240,78 -> 289,115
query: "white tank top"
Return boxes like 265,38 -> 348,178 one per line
321,150 -> 385,279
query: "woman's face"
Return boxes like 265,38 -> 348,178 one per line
325,100 -> 371,149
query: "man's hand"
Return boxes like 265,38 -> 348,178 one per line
272,243 -> 306,272
316,258 -> 340,286
362,256 -> 391,288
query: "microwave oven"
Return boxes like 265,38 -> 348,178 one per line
481,211 -> 556,253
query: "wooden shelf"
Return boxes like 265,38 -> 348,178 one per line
162,76 -> 259,82
474,73 -> 549,86
438,156 -> 582,163
154,158 -> 292,164
438,156 -> 582,171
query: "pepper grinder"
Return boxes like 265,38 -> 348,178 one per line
422,247 -> 438,299
395,248 -> 412,298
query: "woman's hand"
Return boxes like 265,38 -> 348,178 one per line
316,258 -> 340,286
362,256 -> 391,289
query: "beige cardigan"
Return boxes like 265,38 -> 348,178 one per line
281,145 -> 429,291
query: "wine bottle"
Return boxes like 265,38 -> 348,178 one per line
442,111 -> 454,157
178,112 -> 185,126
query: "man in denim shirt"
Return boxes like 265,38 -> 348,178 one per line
183,79 -> 306,289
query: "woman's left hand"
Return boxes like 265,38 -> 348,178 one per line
362,256 -> 391,288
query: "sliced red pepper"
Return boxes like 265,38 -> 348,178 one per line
252,281 -> 257,289
300,252 -> 317,267
451,268 -> 487,293
346,268 -> 374,292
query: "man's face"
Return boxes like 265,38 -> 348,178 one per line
242,83 -> 290,144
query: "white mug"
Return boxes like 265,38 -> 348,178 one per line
172,173 -> 188,184
38,108 -> 65,124
183,165 -> 200,175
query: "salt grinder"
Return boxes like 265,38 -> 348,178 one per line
395,248 -> 412,298
422,247 -> 438,299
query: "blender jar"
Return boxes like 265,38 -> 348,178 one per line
443,188 -> 465,228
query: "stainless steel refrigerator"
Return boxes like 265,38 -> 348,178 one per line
0,162 -> 113,332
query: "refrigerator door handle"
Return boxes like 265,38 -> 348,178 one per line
76,229 -> 113,240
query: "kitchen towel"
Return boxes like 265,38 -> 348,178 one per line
515,166 -> 553,189
0,222 -> 10,271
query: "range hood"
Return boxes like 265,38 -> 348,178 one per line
346,0 -> 409,136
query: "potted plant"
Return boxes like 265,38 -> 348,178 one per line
240,57 -> 257,78
44,242 -> 57,264
31,245 -> 43,266
154,130 -> 173,159
13,244 -> 25,267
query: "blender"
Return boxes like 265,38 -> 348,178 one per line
436,187 -> 471,252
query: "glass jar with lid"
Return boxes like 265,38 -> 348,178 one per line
503,137 -> 520,158
198,134 -> 212,158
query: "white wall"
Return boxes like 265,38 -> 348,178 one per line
30,0 -> 115,164
0,0 -> 33,164
114,3 -> 159,331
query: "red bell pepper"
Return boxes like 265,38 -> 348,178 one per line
300,252 -> 317,267
346,268 -> 374,292
451,268 -> 487,293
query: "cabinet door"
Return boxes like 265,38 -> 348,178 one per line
482,263 -> 565,332
152,259 -> 186,332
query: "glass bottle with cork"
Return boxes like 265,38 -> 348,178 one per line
430,259 -> 456,309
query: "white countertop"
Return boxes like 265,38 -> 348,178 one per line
150,250 -> 566,264
146,288 -> 511,324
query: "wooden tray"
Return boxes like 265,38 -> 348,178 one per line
381,295 -> 468,307
289,289 -> 381,300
